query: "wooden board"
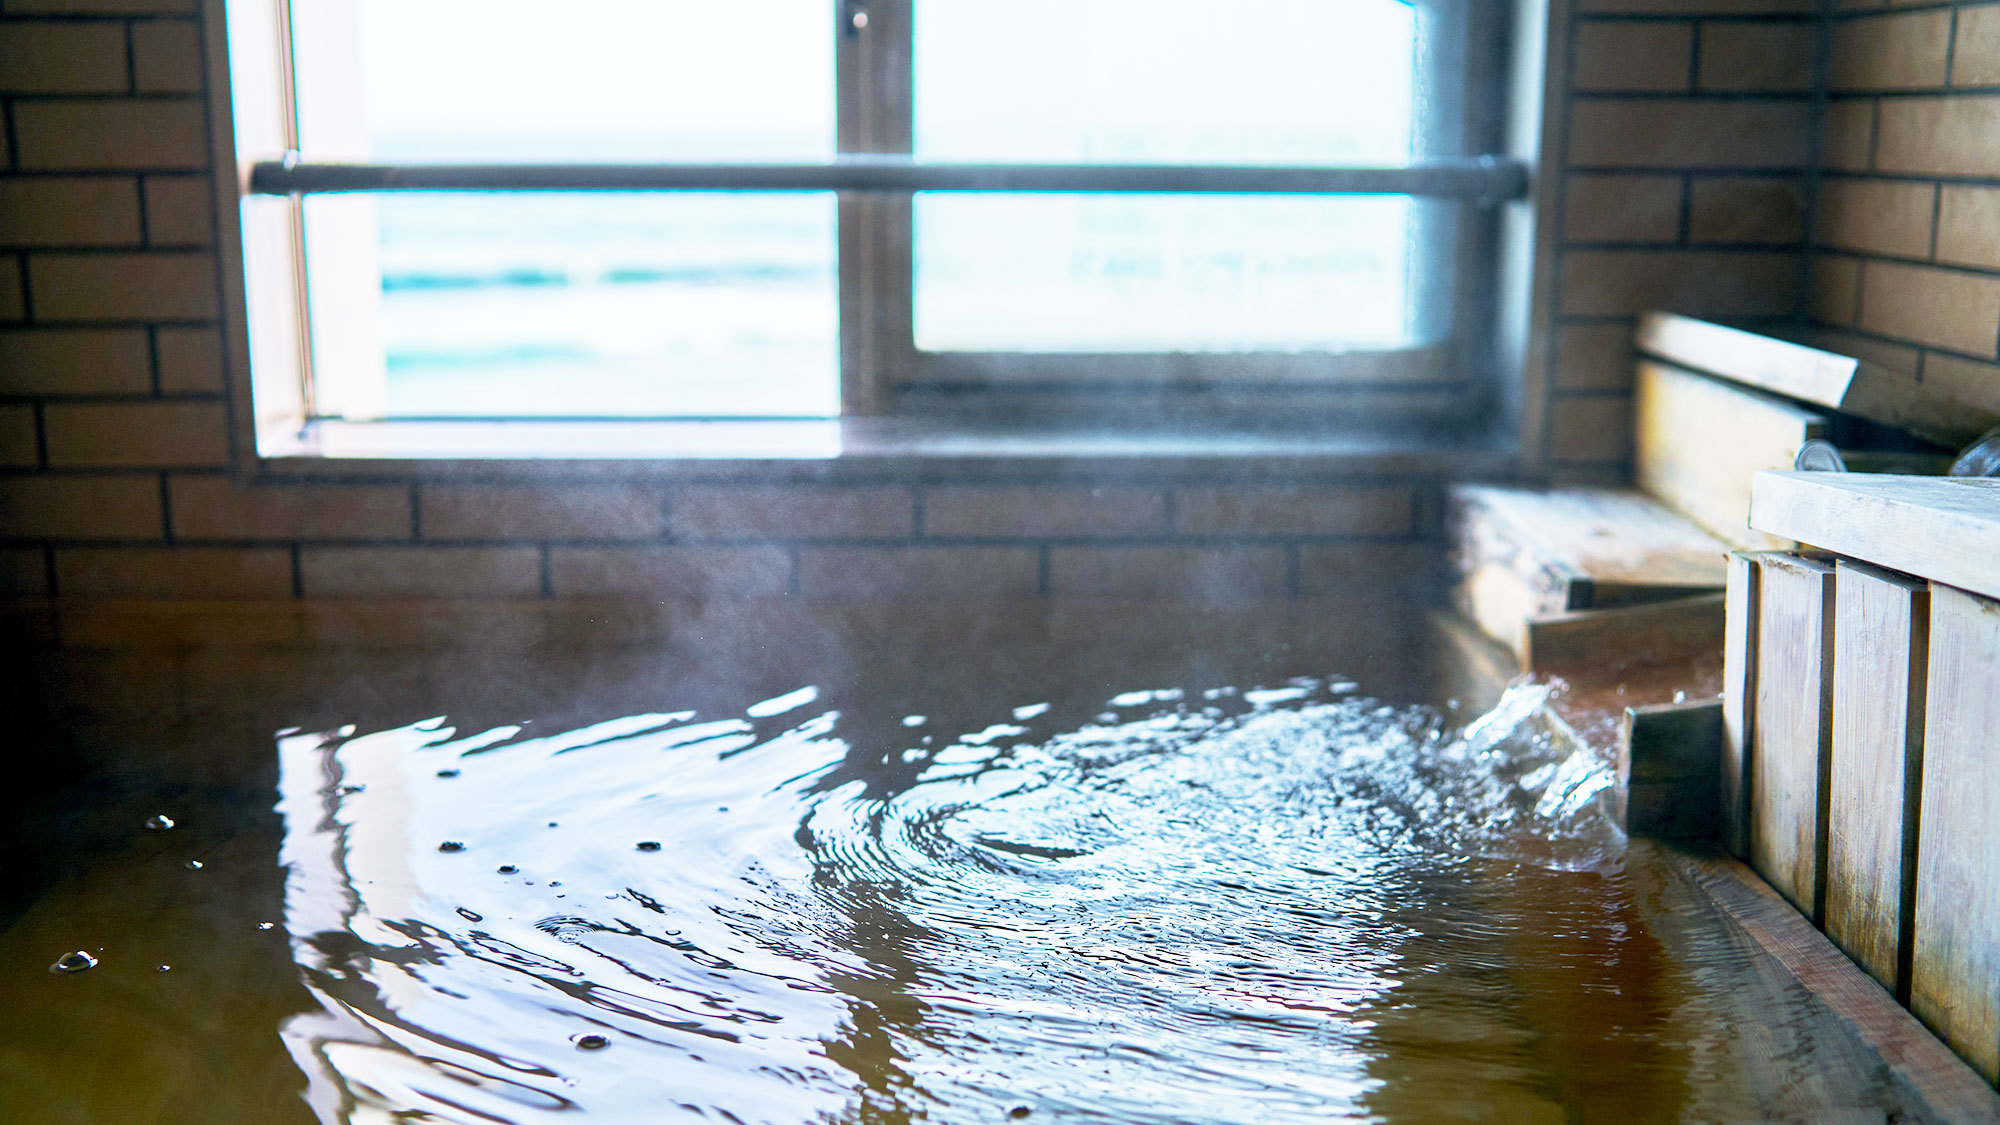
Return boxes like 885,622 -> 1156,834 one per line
1639,312 -> 1997,447
1661,842 -> 2000,1123
1448,486 -> 1729,660
1911,583 -> 2000,1085
1722,552 -> 1762,859
1750,472 -> 2000,602
1619,699 -> 1723,838
1637,361 -> 1828,551
1752,553 -> 1836,923
1524,592 -> 1726,676
1827,560 -> 1929,1001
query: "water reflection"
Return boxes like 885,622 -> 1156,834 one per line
273,679 -> 1660,1123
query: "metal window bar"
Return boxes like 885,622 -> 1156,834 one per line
247,155 -> 1528,202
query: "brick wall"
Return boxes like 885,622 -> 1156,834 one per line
1807,0 -> 2000,416
0,0 -> 1853,604
1537,0 -> 1820,482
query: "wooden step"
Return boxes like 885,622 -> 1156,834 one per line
1449,484 -> 1730,659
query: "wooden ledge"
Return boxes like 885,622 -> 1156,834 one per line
1749,472 -> 2000,600
1654,842 -> 2000,1123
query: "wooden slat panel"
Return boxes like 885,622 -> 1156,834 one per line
1752,553 -> 1836,921
1723,551 -> 1761,859
1750,473 -> 2000,603
1636,362 -> 1827,551
1912,583 -> 2000,1085
1826,560 -> 1929,1001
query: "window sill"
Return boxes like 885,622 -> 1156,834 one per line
255,417 -> 1519,480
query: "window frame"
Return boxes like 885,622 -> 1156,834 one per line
214,0 -> 1522,459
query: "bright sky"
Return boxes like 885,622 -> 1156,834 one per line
331,0 -> 1416,163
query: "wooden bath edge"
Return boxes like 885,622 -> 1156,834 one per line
1644,840 -> 2000,1123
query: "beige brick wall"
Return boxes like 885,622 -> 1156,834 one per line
1540,0 -> 1818,481
1809,0 -> 2000,413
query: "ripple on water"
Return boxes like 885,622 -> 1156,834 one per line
266,678 -> 1756,1125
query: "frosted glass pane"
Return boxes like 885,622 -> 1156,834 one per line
356,193 -> 838,418
338,0 -> 832,161
916,0 -> 1417,164
914,194 -> 1416,353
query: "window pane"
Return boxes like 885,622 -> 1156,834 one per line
914,194 -> 1425,353
915,0 -> 1417,165
330,192 -> 839,418
321,0 -> 833,161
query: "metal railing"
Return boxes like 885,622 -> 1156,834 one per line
247,154 -> 1530,202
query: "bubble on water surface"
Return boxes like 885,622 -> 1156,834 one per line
50,951 -> 96,973
436,769 -> 460,778
437,841 -> 464,853
144,814 -> 174,831
456,908 -> 482,923
536,916 -> 592,944
570,1034 -> 609,1051
496,865 -> 518,874
634,841 -> 660,852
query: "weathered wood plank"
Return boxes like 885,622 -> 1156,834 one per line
1660,842 -> 2000,1123
1637,361 -> 1828,551
1524,592 -> 1726,676
1827,560 -> 1929,1002
1723,552 -> 1762,859
1448,485 -> 1729,660
1752,554 -> 1837,922
1639,312 -> 1998,447
1912,583 -> 2000,1085
1619,699 -> 1724,838
1750,472 -> 2000,603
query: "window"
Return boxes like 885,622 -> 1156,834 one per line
222,0 -> 1520,454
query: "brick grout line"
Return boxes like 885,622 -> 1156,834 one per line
289,544 -> 303,598
1570,89 -> 1817,102
1569,11 -> 1821,22
1799,246 -> 2000,281
31,399 -> 46,468
122,18 -> 136,94
1945,5 -> 1960,86
145,323 -> 160,395
1547,0 -> 1582,472
1797,0 -> 1834,325
1689,21 -> 1705,92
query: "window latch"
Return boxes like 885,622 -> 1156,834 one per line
843,0 -> 869,37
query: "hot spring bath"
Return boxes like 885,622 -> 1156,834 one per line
0,601 -> 1964,1122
